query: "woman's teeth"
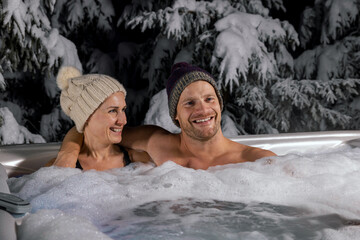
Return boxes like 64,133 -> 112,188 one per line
111,128 -> 122,132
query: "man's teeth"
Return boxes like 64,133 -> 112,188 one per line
195,117 -> 211,123
111,128 -> 122,132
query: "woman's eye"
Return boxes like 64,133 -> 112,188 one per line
206,97 -> 214,102
109,109 -> 117,113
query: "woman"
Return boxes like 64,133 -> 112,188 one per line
48,66 -> 149,171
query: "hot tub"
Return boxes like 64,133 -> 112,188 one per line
1,130 -> 360,239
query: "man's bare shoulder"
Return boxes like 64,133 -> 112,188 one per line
243,145 -> 277,161
229,140 -> 277,162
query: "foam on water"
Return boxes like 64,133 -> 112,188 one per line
7,145 -> 360,240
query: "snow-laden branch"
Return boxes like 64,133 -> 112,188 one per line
212,12 -> 298,91
295,36 -> 360,81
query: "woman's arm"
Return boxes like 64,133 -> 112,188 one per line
51,127 -> 83,167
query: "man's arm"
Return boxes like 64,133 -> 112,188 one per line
52,127 -> 83,167
127,149 -> 154,164
122,125 -> 170,152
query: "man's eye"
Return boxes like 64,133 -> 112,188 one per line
206,97 -> 215,102
185,101 -> 194,106
109,109 -> 117,113
122,107 -> 127,112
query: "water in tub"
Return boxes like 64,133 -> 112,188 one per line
7,145 -> 360,240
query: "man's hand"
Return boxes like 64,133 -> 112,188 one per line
50,126 -> 83,168
52,151 -> 78,168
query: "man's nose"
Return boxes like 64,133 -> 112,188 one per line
195,100 -> 208,112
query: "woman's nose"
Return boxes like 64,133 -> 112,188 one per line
117,112 -> 127,125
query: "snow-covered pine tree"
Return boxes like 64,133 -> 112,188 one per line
0,0 -> 157,142
0,0 -> 131,141
119,0 -> 292,134
121,0 -> 360,134
0,0 -> 82,142
52,0 -> 152,126
2,0 -> 360,143
293,0 -> 360,131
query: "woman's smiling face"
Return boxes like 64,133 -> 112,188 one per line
84,91 -> 127,144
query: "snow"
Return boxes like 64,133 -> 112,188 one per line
322,0 -> 358,43
249,0 -> 270,16
350,96 -> 360,111
275,44 -> 294,75
294,48 -> 318,79
147,37 -> 177,91
0,73 -> 6,90
56,35 -> 82,70
143,89 -> 181,133
2,0 -> 360,142
86,49 -> 115,76
52,0 -> 114,34
8,145 -> 360,239
166,8 -> 185,40
0,107 -> 45,145
317,41 -> 348,81
97,0 -> 115,31
173,43 -> 194,63
3,0 -> 27,38
152,37 -> 177,72
173,0 -> 233,17
0,100 -> 24,125
295,36 -> 360,81
40,31 -> 82,99
43,30 -> 82,72
66,1 -> 85,30
299,7 -> 315,48
173,0 -> 198,10
213,12 -> 287,90
40,108 -> 72,142
221,110 -> 239,136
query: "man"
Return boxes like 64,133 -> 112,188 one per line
54,62 -> 276,170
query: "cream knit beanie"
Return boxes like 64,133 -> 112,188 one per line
57,66 -> 127,133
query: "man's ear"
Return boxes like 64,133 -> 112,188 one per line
175,113 -> 180,126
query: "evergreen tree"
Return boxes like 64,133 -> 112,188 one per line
0,0 -> 82,142
121,0 -> 360,134
120,0 -> 294,134
293,0 -> 360,131
0,0 -> 129,142
2,0 -> 360,143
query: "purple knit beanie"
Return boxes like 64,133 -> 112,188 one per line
166,62 -> 223,127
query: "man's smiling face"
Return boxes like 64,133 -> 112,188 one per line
175,80 -> 222,141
